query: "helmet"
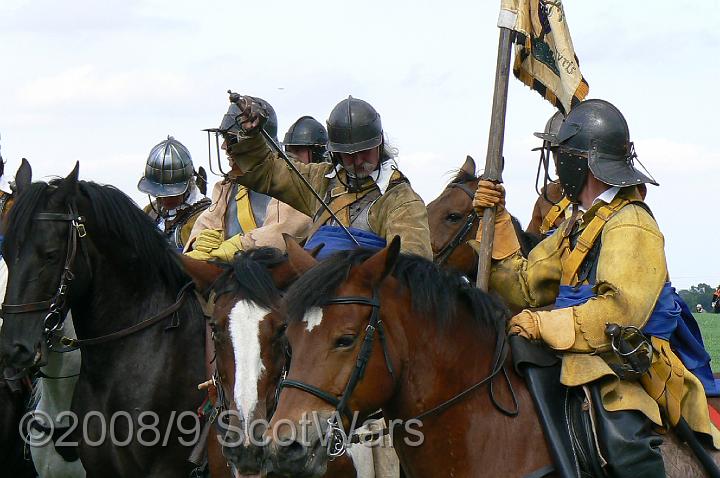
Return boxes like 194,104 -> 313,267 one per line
535,99 -> 657,201
137,136 -> 195,198
218,95 -> 278,142
284,116 -> 328,147
326,96 -> 382,154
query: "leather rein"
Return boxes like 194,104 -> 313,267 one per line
278,287 -> 518,458
434,182 -> 478,266
2,203 -> 194,351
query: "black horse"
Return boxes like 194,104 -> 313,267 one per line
0,162 -> 211,477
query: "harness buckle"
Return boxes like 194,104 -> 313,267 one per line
73,220 -> 87,238
326,417 -> 348,460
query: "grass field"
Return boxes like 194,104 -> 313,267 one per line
695,312 -> 720,372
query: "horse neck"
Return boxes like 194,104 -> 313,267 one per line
383,297 -> 497,420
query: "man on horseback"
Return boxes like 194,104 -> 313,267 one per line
474,99 -> 720,477
220,93 -> 432,260
185,97 -> 312,261
138,136 -> 211,251
284,115 -> 330,164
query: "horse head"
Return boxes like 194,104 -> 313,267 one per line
266,237 -> 405,477
205,239 -> 315,474
0,162 -> 93,369
427,155 -> 480,279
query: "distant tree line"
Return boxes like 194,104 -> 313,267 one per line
678,283 -> 718,312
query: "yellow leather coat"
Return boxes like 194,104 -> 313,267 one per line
490,187 -> 720,446
226,134 -> 433,259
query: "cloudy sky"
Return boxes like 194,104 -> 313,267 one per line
0,0 -> 718,289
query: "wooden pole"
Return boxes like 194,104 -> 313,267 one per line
476,26 -> 514,291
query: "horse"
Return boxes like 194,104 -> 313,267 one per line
264,237 -> 720,477
0,162 -> 229,477
427,155 -> 541,282
205,243 -> 373,477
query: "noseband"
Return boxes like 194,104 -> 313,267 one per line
2,203 -> 86,337
434,182 -> 478,266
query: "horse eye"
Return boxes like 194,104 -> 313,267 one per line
334,335 -> 356,349
446,212 -> 463,223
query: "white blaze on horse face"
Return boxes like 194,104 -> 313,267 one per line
229,300 -> 270,424
303,307 -> 324,332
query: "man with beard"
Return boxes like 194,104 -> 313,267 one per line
185,97 -> 312,260
139,136 -> 211,251
222,94 -> 432,260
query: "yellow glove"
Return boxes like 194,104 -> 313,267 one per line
469,180 -> 520,260
508,309 -> 575,350
208,234 -> 245,262
185,249 -> 214,261
194,229 -> 225,253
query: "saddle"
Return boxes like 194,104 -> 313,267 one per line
511,336 -> 604,478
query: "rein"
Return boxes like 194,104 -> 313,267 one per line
2,203 -> 195,351
434,182 -> 478,266
278,287 -> 518,458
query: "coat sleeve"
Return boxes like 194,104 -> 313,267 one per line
238,199 -> 313,251
370,183 -> 433,260
228,134 -> 331,217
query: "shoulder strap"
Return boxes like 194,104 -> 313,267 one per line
307,187 -> 376,238
235,186 -> 258,233
561,197 -> 632,285
539,196 -> 571,235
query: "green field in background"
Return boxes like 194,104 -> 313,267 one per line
696,313 -> 720,372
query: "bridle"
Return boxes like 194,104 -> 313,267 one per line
2,202 -> 194,353
277,285 -> 518,459
2,203 -> 87,338
434,181 -> 478,266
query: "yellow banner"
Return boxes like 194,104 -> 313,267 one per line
498,0 -> 588,113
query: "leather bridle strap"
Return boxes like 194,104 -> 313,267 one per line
57,281 -> 195,347
2,206 -> 85,337
434,182 -> 478,266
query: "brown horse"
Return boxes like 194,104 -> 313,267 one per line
427,156 -> 541,282
265,238 -> 555,477
199,245 -> 362,477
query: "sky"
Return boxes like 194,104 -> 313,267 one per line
0,0 -> 718,289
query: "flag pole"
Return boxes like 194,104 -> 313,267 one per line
476,26 -> 514,291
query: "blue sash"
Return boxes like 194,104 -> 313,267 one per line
304,226 -> 387,261
555,283 -> 720,396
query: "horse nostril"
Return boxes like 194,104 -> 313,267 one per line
283,440 -> 306,460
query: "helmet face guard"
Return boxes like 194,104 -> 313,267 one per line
556,147 -> 589,202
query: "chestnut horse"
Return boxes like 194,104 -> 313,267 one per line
265,237 -> 555,477
203,245 -> 366,477
427,156 -> 541,282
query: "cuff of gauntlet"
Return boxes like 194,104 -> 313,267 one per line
468,212 -> 521,261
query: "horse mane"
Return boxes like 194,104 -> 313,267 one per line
285,249 -> 508,332
449,168 -> 477,185
211,247 -> 285,311
6,179 -> 187,288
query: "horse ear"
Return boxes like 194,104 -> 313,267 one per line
52,162 -> 80,205
356,236 -> 401,285
14,158 -> 32,195
284,234 -> 318,274
179,255 -> 224,295
460,155 -> 476,177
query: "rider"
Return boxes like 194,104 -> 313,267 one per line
283,116 -> 329,164
138,136 -> 211,251
473,99 -> 720,477
185,97 -> 312,261
222,94 -> 432,260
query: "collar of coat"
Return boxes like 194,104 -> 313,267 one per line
324,159 -> 398,195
